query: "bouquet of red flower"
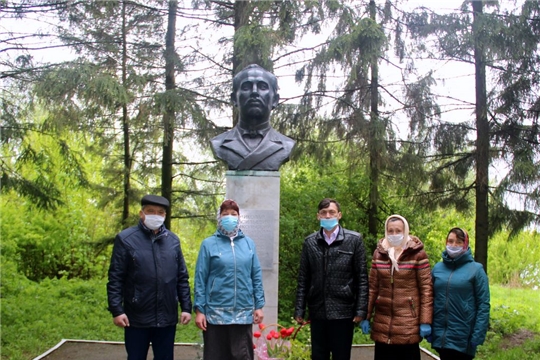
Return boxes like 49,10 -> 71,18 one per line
253,323 -> 308,360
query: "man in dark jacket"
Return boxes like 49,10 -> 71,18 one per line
294,198 -> 369,360
107,195 -> 192,360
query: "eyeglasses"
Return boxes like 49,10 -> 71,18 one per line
318,210 -> 338,216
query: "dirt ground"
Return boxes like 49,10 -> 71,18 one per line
501,328 -> 537,349
33,340 -> 440,360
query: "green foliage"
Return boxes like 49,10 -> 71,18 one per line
488,230 -> 540,287
1,190 -> 115,281
0,277 -> 201,360
1,125 -> 120,281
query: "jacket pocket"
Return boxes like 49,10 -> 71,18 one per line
409,297 -> 417,318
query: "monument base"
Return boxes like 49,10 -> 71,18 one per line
226,170 -> 280,326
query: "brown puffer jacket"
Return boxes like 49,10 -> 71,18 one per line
366,236 -> 433,345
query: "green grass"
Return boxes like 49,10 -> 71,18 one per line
1,276 -> 538,359
0,275 -> 201,360
475,284 -> 540,360
419,284 -> 540,360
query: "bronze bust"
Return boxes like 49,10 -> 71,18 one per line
210,64 -> 295,171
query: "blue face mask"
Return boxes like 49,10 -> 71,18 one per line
320,218 -> 339,231
220,215 -> 239,232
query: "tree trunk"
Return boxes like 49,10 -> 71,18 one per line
162,0 -> 178,229
121,0 -> 132,229
231,1 -> 253,126
368,0 -> 380,239
472,1 -> 489,273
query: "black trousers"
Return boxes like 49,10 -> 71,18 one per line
203,323 -> 254,360
310,318 -> 355,360
436,348 -> 474,360
124,325 -> 176,360
374,342 -> 420,360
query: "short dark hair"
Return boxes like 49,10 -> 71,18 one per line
232,64 -> 278,97
318,198 -> 341,212
219,199 -> 240,215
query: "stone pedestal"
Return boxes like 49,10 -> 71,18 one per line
226,170 -> 280,326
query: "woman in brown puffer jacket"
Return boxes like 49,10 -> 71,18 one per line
361,214 -> 433,360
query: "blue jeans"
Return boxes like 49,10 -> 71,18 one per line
124,325 -> 176,360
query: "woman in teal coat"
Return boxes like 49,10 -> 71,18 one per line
194,199 -> 265,360
431,228 -> 490,360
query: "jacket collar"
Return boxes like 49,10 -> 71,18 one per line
316,226 -> 344,244
138,220 -> 168,240
442,247 -> 473,265
215,228 -> 246,240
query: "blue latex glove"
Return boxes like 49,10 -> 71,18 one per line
419,324 -> 431,338
425,334 -> 433,343
360,320 -> 371,334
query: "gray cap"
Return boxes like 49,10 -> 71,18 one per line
141,195 -> 169,209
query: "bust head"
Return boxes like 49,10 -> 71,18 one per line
231,64 -> 280,128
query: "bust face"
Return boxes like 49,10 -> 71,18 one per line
233,67 -> 279,125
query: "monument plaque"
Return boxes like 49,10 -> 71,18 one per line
239,209 -> 275,270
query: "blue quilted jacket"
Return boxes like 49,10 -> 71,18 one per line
431,248 -> 490,357
194,229 -> 265,324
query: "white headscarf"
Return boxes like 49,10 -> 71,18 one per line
382,214 -> 410,274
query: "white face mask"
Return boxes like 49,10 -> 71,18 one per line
387,234 -> 404,247
446,245 -> 465,258
144,214 -> 165,230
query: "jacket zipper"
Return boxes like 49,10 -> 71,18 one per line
441,267 -> 455,348
152,234 -> 160,326
388,269 -> 395,344
231,237 -> 237,309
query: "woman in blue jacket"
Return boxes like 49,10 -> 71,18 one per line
431,228 -> 490,360
194,199 -> 265,360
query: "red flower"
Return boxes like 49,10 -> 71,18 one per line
286,327 -> 295,337
254,331 -> 261,338
266,333 -> 273,341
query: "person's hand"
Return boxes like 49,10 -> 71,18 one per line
253,309 -> 264,324
360,320 -> 371,334
353,316 -> 361,324
113,314 -> 130,328
295,316 -> 304,325
180,312 -> 191,325
195,311 -> 207,331
419,324 -> 431,338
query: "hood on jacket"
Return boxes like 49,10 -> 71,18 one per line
442,247 -> 473,264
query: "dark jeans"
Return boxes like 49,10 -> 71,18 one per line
374,342 -> 420,360
202,323 -> 254,360
436,348 -> 474,360
124,325 -> 176,360
310,318 -> 355,360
